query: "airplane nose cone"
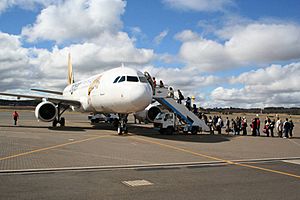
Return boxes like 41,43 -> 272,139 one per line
127,84 -> 152,111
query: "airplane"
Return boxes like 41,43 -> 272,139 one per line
0,54 -> 153,134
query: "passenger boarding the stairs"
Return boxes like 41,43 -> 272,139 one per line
168,87 -> 174,98
177,89 -> 184,104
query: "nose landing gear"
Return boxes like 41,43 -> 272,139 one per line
117,114 -> 128,135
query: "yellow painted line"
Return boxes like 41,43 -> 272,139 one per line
0,135 -> 110,161
236,162 -> 300,179
130,136 -> 300,179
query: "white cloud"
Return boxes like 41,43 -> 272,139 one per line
0,0 -> 60,13
178,35 -> 235,71
0,31 -> 154,92
0,32 -> 42,91
140,65 -> 222,107
154,29 -> 169,45
225,23 -> 300,63
210,62 -> 300,108
162,0 -> 233,12
22,0 -> 126,43
174,30 -> 199,42
130,27 -> 142,35
156,53 -> 179,64
33,32 -> 154,77
142,65 -> 222,95
0,1 -> 8,13
176,23 -> 300,72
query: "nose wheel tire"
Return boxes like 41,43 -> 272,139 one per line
118,127 -> 122,135
117,114 -> 128,135
52,118 -> 58,127
60,117 -> 65,127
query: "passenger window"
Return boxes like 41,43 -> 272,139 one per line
118,76 -> 125,83
113,76 -> 120,83
127,76 -> 139,82
139,76 -> 147,83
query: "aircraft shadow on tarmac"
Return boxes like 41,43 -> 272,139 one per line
0,123 -> 117,133
1,123 -> 233,143
128,125 -> 232,143
0,125 -> 87,132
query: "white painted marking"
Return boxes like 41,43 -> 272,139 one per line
122,180 -> 153,187
283,159 -> 300,165
287,139 -> 300,147
68,138 -> 74,141
1,156 -> 300,175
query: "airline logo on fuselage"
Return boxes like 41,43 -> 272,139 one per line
88,75 -> 102,96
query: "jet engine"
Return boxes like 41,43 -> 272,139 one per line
35,101 -> 58,122
134,104 -> 161,123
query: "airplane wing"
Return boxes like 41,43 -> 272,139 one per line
0,92 -> 81,107
31,88 -> 63,95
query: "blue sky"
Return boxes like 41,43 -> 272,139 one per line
0,0 -> 300,108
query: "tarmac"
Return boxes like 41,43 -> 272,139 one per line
0,110 -> 299,199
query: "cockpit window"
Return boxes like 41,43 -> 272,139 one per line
139,76 -> 147,83
127,76 -> 139,82
118,76 -> 126,83
113,76 -> 120,83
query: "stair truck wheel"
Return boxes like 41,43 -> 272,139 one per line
191,126 -> 198,135
159,128 -> 165,135
166,126 -> 174,135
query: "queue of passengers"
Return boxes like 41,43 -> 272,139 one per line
206,115 -> 294,138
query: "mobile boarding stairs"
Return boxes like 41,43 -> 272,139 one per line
153,87 -> 210,132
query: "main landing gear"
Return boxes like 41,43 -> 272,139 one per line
52,103 -> 69,127
117,114 -> 128,135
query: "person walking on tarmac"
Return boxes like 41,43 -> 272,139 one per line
12,111 -> 19,126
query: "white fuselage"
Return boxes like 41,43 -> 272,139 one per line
62,67 -> 153,114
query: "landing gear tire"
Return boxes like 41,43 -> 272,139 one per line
123,126 -> 128,134
52,103 -> 69,128
117,127 -> 122,135
117,114 -> 128,135
52,118 -> 58,127
117,124 -> 128,135
113,119 -> 119,128
60,117 -> 65,127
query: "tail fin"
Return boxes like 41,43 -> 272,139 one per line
68,53 -> 75,85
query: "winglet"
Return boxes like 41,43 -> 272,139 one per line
68,53 -> 75,85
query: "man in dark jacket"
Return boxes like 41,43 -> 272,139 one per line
283,118 -> 290,138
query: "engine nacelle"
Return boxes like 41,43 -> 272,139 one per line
134,104 -> 161,123
35,101 -> 58,122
